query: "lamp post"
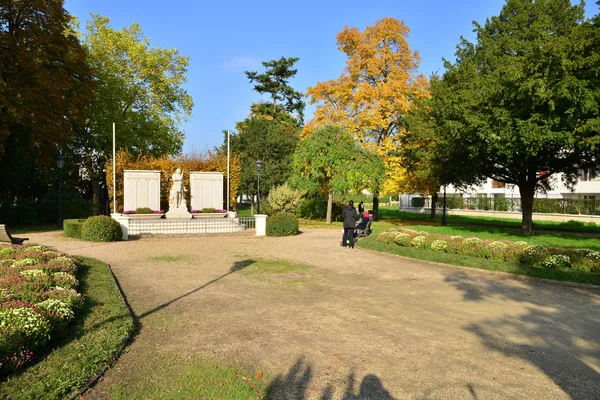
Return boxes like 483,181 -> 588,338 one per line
256,159 -> 263,214
56,153 -> 65,229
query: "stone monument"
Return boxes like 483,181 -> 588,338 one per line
123,170 -> 161,211
189,171 -> 224,211
165,168 -> 192,219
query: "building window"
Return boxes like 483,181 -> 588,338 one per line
579,169 -> 597,181
492,180 -> 505,189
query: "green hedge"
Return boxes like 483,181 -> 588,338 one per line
135,207 -> 152,214
63,219 -> 86,239
296,198 -> 344,221
81,216 -> 122,242
266,213 -> 299,236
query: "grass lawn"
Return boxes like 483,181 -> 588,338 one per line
356,225 -> 600,286
378,206 -> 600,234
0,257 -> 135,399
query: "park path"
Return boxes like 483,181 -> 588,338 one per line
30,229 -> 600,399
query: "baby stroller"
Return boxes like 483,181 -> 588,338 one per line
354,211 -> 373,239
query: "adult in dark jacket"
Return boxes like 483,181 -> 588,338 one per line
342,200 -> 358,248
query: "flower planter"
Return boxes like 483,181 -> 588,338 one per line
125,214 -> 164,219
192,213 -> 228,219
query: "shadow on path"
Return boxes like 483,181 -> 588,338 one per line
138,259 -> 255,319
265,357 -> 394,399
444,271 -> 600,400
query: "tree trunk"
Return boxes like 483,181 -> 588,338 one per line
518,183 -> 535,234
326,190 -> 333,224
250,201 -> 254,216
372,191 -> 379,220
92,178 -> 102,215
430,193 -> 438,220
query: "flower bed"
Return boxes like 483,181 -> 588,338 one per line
377,228 -> 600,273
0,244 -> 82,374
191,208 -> 228,218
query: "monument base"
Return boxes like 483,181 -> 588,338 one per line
165,208 -> 193,219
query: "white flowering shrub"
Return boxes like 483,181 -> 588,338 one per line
0,307 -> 51,348
0,246 -> 16,259
463,237 -> 482,245
431,240 -> 448,251
394,233 -> 411,246
36,299 -> 75,322
514,241 -> 529,247
12,258 -> 38,268
541,255 -> 571,269
52,272 -> 78,289
411,236 -> 427,248
19,269 -> 46,278
487,241 -> 508,249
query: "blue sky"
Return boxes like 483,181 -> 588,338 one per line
64,0 -> 596,153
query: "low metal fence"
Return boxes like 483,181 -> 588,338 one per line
128,216 -> 255,236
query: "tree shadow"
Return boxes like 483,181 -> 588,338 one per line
137,259 -> 255,319
444,271 -> 600,399
265,357 -> 394,399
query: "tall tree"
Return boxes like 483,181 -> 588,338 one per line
230,116 -> 300,199
245,57 -> 305,125
0,0 -> 92,204
304,18 -> 429,218
75,15 -> 193,214
432,0 -> 600,234
290,125 -> 385,224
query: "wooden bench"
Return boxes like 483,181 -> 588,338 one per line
0,224 -> 29,245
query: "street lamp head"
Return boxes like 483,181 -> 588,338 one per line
56,153 -> 65,169
255,159 -> 263,171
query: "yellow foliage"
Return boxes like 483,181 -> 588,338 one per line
303,18 -> 429,193
106,149 -> 241,212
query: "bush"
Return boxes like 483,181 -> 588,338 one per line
201,208 -> 216,213
411,197 -> 426,208
295,198 -> 344,221
268,183 -> 305,214
266,212 -> 299,237
135,207 -> 152,214
63,219 -> 85,239
81,216 -> 122,242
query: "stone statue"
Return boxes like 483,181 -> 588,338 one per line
169,168 -> 187,209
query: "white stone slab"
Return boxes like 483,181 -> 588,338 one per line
123,170 -> 161,212
190,172 -> 224,211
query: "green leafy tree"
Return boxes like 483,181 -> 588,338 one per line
245,57 -> 305,125
0,0 -> 92,204
230,117 -> 300,200
290,125 -> 385,224
431,0 -> 600,233
75,15 -> 193,213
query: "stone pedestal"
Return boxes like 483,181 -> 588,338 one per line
255,214 -> 267,236
165,207 -> 192,219
111,213 -> 129,240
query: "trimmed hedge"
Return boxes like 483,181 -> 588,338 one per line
266,212 -> 299,237
81,216 -> 122,242
63,219 -> 86,239
135,207 -> 152,214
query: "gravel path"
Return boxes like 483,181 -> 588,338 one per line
30,229 -> 600,399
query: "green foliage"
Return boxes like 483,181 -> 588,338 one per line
245,57 -> 305,125
296,198 -> 344,221
63,219 -> 86,239
231,116 -> 300,198
267,183 -> 305,214
425,0 -> 600,233
266,213 -> 299,237
135,207 -> 152,214
201,208 -> 216,213
81,216 -> 122,242
411,198 -> 426,208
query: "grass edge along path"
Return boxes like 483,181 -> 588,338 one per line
0,257 -> 135,400
357,228 -> 600,286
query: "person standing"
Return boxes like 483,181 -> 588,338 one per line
358,201 -> 365,215
342,200 -> 358,248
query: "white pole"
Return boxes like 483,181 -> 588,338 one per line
113,122 -> 116,214
227,130 -> 230,211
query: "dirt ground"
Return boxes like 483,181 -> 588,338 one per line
30,229 -> 600,400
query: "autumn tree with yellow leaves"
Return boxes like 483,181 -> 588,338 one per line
304,18 -> 429,217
